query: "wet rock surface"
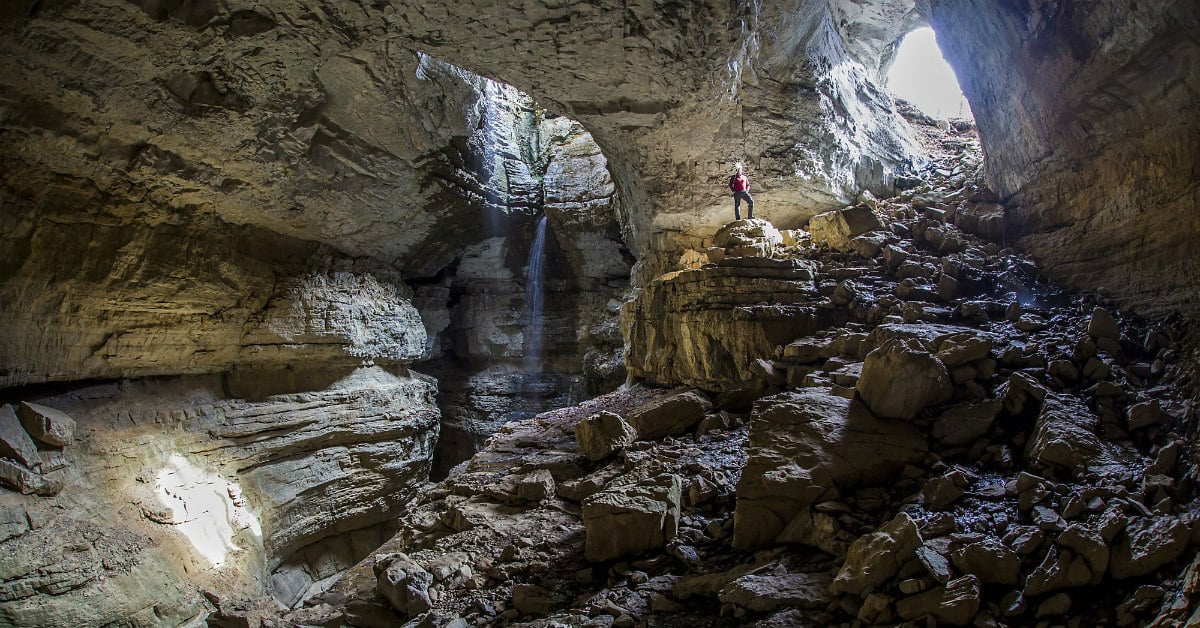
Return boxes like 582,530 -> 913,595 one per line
268,119 -> 1200,628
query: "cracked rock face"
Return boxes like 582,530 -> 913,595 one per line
922,0 -> 1200,316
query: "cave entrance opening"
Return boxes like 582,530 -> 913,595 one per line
887,27 -> 973,121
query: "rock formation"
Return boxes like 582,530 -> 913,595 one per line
262,118 -> 1199,628
1,0 -> 1198,625
921,0 -> 1200,315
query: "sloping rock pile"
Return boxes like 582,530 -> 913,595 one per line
270,121 -> 1199,627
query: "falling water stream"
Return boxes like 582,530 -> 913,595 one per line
523,215 -> 549,377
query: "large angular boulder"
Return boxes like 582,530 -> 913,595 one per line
954,202 -> 1005,243
626,390 -> 712,441
582,475 -> 681,562
1024,546 -> 1092,596
0,458 -> 62,496
1110,517 -> 1190,579
718,567 -> 833,613
1026,394 -> 1111,472
932,399 -> 1002,446
712,218 -> 784,258
374,553 -> 434,618
16,402 -> 76,447
0,405 -> 40,468
1086,307 -> 1121,341
831,512 -> 922,596
895,574 -> 982,626
808,204 -> 884,252
952,539 -> 1020,586
574,411 -> 637,461
856,338 -> 953,420
734,390 -> 927,549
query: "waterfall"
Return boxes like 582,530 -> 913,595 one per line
523,215 -> 549,375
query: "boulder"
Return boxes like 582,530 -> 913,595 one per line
916,544 -> 952,583
712,219 -> 784,258
1036,592 -> 1072,618
734,390 -> 927,549
0,405 -> 40,468
515,469 -> 555,502
1127,400 -> 1164,430
932,399 -> 1001,446
922,468 -> 973,510
895,575 -> 982,626
952,539 -> 1020,586
512,583 -> 559,616
626,390 -> 712,441
574,411 -> 638,461
16,402 -> 77,447
954,202 -> 1005,243
856,338 -> 953,420
582,475 -> 681,562
775,508 -> 854,557
374,553 -> 434,618
1087,307 -> 1121,341
830,512 -> 922,596
717,567 -> 833,613
0,459 -> 63,496
1024,546 -> 1092,596
935,333 -> 994,367
1026,394 -> 1110,472
808,204 -> 884,252
1110,517 -> 1190,579
1057,523 -> 1109,583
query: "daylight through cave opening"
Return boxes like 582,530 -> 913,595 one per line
886,26 -> 973,121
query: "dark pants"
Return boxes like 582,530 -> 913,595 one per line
733,191 -> 754,220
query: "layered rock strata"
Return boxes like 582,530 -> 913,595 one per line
0,366 -> 439,625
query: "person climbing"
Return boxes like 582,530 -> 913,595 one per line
728,166 -> 754,220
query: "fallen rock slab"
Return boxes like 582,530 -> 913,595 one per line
0,405 -> 40,468
627,390 -> 712,440
734,390 -> 926,549
718,567 -> 833,613
896,574 -> 982,626
574,411 -> 637,461
1110,517 -> 1190,579
1026,393 -> 1111,472
16,402 -> 76,447
809,204 -> 883,252
583,475 -> 682,562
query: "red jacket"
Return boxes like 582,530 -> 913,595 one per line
729,174 -> 750,192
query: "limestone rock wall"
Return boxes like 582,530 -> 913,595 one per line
921,0 -> 1200,315
381,0 -> 926,281
0,179 -> 426,388
413,118 -> 632,476
0,365 -> 438,623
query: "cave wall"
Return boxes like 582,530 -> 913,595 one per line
0,365 -> 437,624
921,0 -> 1200,316
368,0 -> 927,281
0,1 -> 634,617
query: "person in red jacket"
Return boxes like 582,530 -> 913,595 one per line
728,166 -> 754,220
